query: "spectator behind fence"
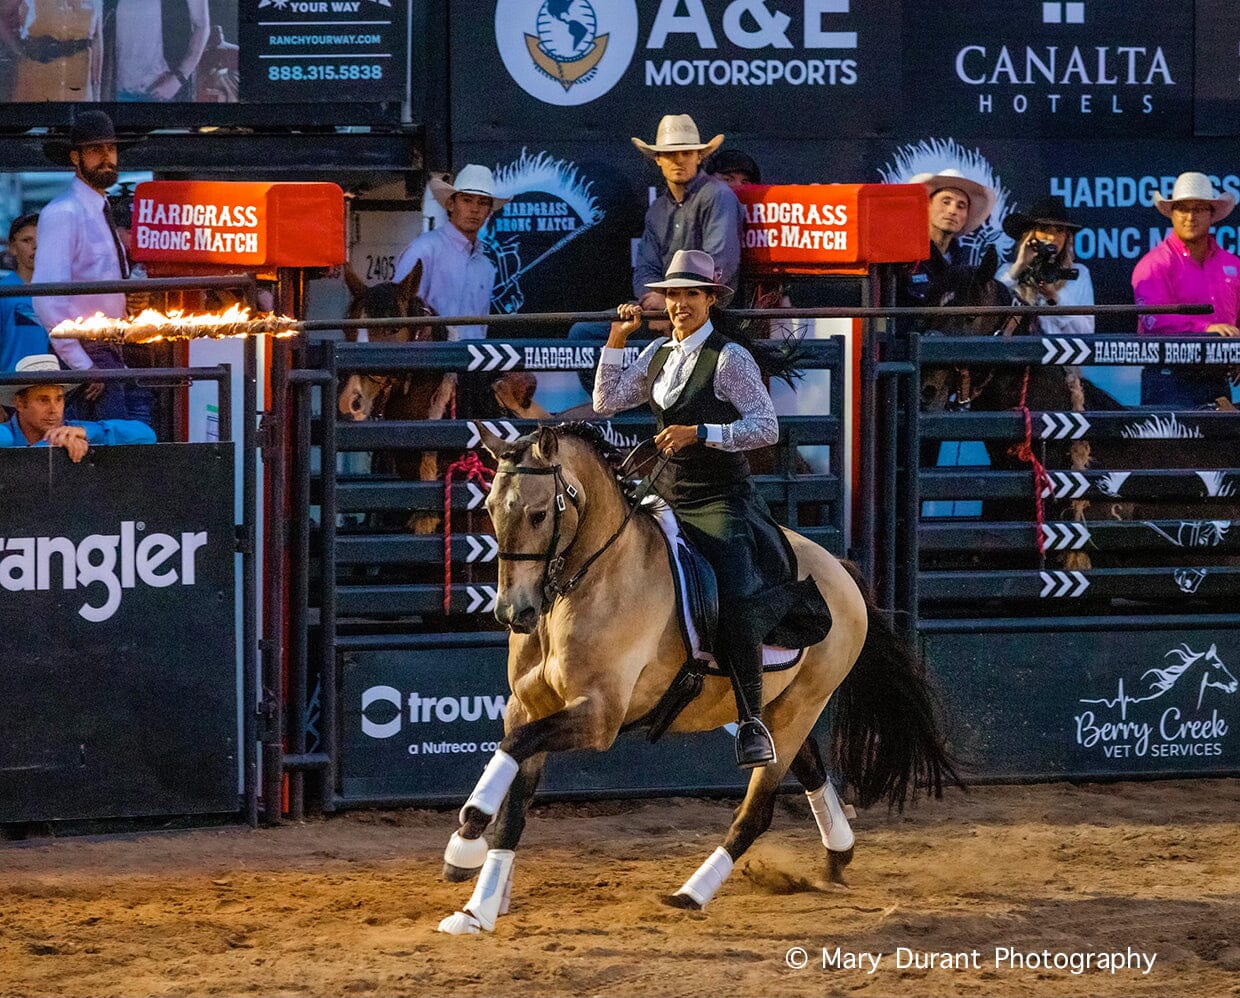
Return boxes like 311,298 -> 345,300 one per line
569,114 -> 744,390
34,110 -> 151,426
1,213 -> 51,371
897,169 -> 995,310
703,148 -> 761,189
999,196 -> 1094,337
0,354 -> 154,458
1132,172 -> 1240,408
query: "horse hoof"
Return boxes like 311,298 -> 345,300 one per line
828,847 -> 854,886
437,911 -> 483,935
662,892 -> 704,911
443,861 -> 483,883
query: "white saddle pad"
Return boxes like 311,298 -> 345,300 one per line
642,495 -> 800,669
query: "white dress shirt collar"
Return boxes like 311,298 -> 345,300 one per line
71,175 -> 107,208
669,319 -> 714,355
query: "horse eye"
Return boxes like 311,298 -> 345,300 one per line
530,510 -> 547,527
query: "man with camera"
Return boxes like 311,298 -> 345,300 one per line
999,195 -> 1094,337
1132,172 -> 1240,408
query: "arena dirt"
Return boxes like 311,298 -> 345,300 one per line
3,780 -> 1239,997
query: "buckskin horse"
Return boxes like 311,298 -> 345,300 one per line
337,262 -> 452,532
435,421 -> 959,934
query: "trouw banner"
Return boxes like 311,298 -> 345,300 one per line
342,644 -> 831,802
0,444 -> 237,823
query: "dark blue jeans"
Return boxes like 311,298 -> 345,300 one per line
65,344 -> 154,425
1140,367 -> 1231,409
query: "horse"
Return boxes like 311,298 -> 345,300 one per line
434,421 -> 960,934
337,262 -> 452,532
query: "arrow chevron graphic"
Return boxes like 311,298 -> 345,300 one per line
1039,412 -> 1090,440
466,482 -> 487,509
464,535 -> 499,562
1040,522 -> 1091,550
467,344 -> 485,371
465,585 -> 498,613
1038,570 -> 1090,598
467,343 -> 521,372
466,420 -> 519,448
1041,471 -> 1090,499
1040,337 -> 1092,366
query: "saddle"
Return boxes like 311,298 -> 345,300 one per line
632,498 -> 808,743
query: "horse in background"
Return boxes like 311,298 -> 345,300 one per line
337,262 -> 453,533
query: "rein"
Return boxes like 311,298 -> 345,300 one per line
496,449 -> 671,610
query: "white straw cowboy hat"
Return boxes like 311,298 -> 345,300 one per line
1153,172 -> 1236,224
631,114 -> 724,159
429,164 -> 510,212
644,249 -> 734,307
0,354 -> 78,408
911,169 -> 996,235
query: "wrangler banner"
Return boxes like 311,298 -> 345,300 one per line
0,444 -> 237,823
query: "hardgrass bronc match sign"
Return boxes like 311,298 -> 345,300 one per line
737,183 -> 929,271
130,181 -> 346,267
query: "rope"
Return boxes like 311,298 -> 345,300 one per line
443,451 -> 494,613
1007,366 -> 1051,557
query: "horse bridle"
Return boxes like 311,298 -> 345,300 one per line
953,313 -> 1029,410
494,448 -> 670,612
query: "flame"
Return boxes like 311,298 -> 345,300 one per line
50,305 -> 300,342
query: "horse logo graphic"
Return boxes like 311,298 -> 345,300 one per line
496,0 -> 638,106
1121,413 -> 1203,439
878,138 -> 1014,268
1079,643 -> 1239,718
1148,520 -> 1231,548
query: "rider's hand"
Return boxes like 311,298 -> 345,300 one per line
607,302 -> 643,347
1012,233 -> 1039,279
43,425 -> 89,463
654,424 -> 700,456
84,381 -> 105,402
1207,323 -> 1240,337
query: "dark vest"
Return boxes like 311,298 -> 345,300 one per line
650,330 -> 750,505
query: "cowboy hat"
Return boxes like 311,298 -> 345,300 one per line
0,354 -> 79,408
631,114 -> 724,159
644,249 -> 734,307
1002,195 -> 1082,240
43,110 -> 142,167
428,164 -> 509,213
911,169 -> 995,235
1153,172 -> 1236,223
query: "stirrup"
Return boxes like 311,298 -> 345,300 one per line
735,718 -> 777,769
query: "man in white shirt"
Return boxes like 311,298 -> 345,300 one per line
394,164 -> 505,414
34,110 -> 148,424
114,0 -> 210,101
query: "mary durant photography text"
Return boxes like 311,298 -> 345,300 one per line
784,946 -> 1158,976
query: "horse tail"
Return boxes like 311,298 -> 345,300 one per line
829,562 -> 964,811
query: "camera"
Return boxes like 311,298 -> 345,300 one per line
1021,239 -> 1080,286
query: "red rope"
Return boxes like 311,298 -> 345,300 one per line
443,451 -> 494,613
1007,366 -> 1052,556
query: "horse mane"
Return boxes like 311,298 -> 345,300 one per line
517,421 -> 646,508
1141,645 -> 1199,693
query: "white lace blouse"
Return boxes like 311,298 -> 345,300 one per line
592,321 -> 779,452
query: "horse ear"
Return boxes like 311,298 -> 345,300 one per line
533,424 -> 558,463
398,259 -> 424,306
978,245 -> 999,283
473,420 -> 506,460
342,264 -> 368,302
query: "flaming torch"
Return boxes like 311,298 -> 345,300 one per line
50,305 -> 301,343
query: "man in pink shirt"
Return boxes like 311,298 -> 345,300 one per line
1132,171 -> 1240,407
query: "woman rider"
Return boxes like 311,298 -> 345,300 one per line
592,249 -> 829,769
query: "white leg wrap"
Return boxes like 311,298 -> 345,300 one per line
437,849 -> 515,935
674,847 -> 734,908
443,830 -> 490,871
459,750 -> 519,825
807,781 -> 855,852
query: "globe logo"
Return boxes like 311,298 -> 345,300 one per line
535,0 -> 597,65
495,0 -> 638,107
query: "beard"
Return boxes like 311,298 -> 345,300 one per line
81,163 -> 119,190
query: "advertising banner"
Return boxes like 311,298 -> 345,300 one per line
456,0 -> 902,142
342,643 -> 831,802
0,444 -> 237,822
238,0 -> 408,103
923,627 -> 1240,779
900,0 -> 1194,137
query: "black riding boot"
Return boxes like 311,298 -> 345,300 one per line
727,643 -> 776,769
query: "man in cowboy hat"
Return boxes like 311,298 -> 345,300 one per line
0,353 -> 154,455
1133,171 -> 1240,407
568,114 -> 744,393
33,110 -> 149,424
999,194 -> 1095,338
394,164 -> 507,344
631,114 -> 744,312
